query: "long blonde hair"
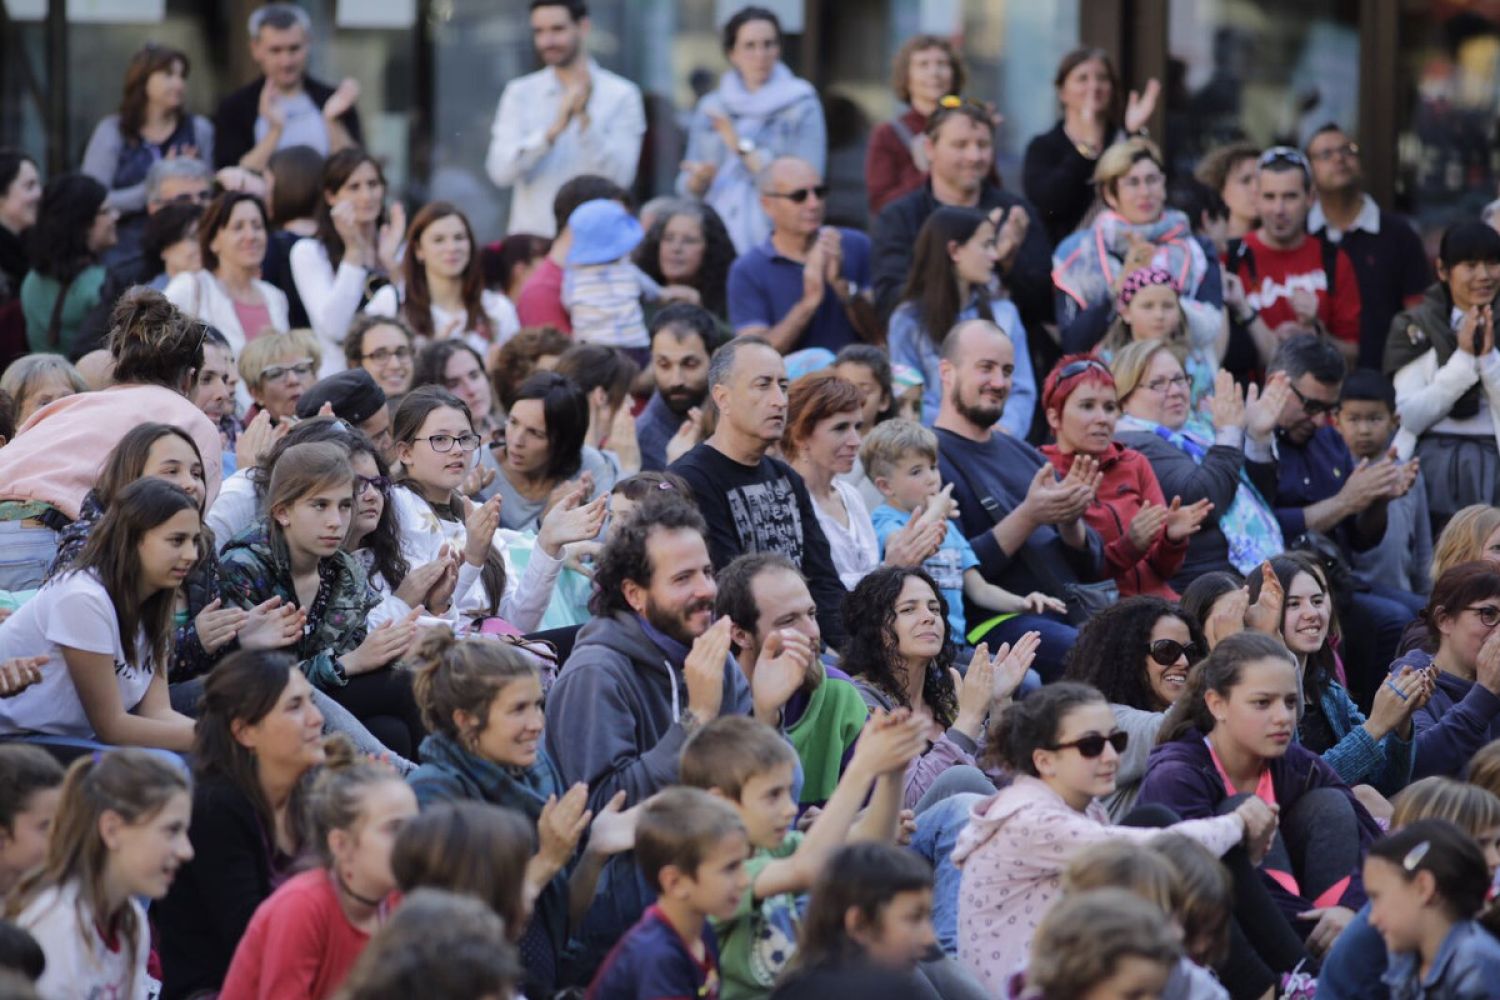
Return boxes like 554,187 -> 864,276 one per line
1432,505 -> 1500,583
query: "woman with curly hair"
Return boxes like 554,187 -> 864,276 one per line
841,566 -> 1035,810
1060,595 -> 1203,818
20,173 -> 118,356
634,199 -> 736,324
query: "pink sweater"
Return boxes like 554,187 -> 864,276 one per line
952,774 -> 1244,995
0,384 -> 222,519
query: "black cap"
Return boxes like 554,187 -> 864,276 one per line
295,369 -> 387,425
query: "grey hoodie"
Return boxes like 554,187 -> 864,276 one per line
544,611 -> 753,811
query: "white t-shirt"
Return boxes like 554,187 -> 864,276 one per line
0,571 -> 154,739
17,880 -> 154,1000
812,477 -> 881,590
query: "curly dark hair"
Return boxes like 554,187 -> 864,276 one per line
840,566 -> 957,727
27,173 -> 108,282
634,202 -> 736,319
1061,596 -> 1201,711
589,494 -> 707,618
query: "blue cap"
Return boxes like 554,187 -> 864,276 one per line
565,199 -> 644,266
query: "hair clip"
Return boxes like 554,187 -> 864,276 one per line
938,94 -> 962,109
1402,840 -> 1431,872
657,481 -> 675,490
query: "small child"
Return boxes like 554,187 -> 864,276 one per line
564,199 -> 665,357
860,419 -> 1064,648
1365,819 -> 1500,997
0,744 -> 63,897
1021,888 -> 1181,1000
1335,369 -> 1432,595
1101,266 -> 1214,407
588,786 -> 750,1000
678,713 -> 922,998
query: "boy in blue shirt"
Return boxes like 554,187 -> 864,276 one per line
861,419 -> 1064,646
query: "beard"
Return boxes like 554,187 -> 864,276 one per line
953,389 -> 1006,430
644,592 -> 716,647
661,385 -> 705,417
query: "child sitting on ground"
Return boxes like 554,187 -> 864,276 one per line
679,713 -> 925,998
1022,889 -> 1182,1000
860,420 -> 1064,650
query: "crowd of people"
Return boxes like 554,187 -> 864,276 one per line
0,1 -> 1499,998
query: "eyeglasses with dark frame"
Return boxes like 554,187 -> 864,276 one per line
1148,638 -> 1200,666
361,346 -> 413,364
356,474 -> 392,495
414,433 -> 482,453
1288,382 -> 1337,417
1045,731 -> 1129,759
1465,605 -> 1500,628
261,360 -> 315,384
764,185 -> 828,204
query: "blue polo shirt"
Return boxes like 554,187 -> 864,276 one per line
726,227 -> 871,354
1264,424 -> 1356,539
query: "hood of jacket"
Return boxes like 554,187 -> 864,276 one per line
951,774 -> 1088,867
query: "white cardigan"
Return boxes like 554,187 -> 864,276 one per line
1391,346 -> 1500,459
290,238 -> 380,377
365,285 -> 522,355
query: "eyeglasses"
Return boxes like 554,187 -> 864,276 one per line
1149,638 -> 1200,666
1288,382 -> 1337,417
764,185 -> 828,204
362,346 -> 412,364
1309,141 -> 1359,164
261,360 -> 315,383
1118,171 -> 1167,192
356,474 -> 391,495
1465,605 -> 1500,628
1057,358 -> 1112,381
1142,373 -> 1190,394
415,432 -> 482,453
1046,731 -> 1129,759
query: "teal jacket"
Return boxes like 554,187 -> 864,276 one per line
218,520 -> 375,691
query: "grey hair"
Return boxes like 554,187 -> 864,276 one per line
707,334 -> 776,389
249,2 -> 311,38
756,156 -> 816,195
1483,199 -> 1500,229
146,158 -> 212,203
1267,333 -> 1346,386
0,354 -> 87,412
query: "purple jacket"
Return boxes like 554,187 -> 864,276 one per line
1390,648 -> 1500,779
1137,728 -> 1380,911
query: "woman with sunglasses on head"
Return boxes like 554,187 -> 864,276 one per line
1140,632 -> 1383,968
1110,340 -> 1286,590
1251,552 -> 1425,799
1389,561 -> 1500,780
1059,596 -> 1206,819
887,206 -> 1035,436
1040,355 -> 1210,598
1052,137 -> 1226,366
1384,222 -> 1500,535
952,680 -> 1271,995
676,5 -> 826,254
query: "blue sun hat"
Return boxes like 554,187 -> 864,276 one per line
565,199 -> 644,266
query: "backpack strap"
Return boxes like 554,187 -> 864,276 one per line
888,115 -> 916,148
1317,235 -> 1338,298
44,273 -> 76,350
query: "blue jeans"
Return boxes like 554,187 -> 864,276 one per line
0,520 -> 59,592
909,790 -> 985,955
970,613 -> 1077,683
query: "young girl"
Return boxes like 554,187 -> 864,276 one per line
406,629 -> 634,995
1023,889 -> 1182,1000
389,386 -> 604,633
780,841 -> 981,1000
6,749 -> 193,1000
1092,266 -> 1216,407
0,478 -> 201,751
219,441 -> 426,760
1138,632 -> 1383,957
953,681 -> 1266,993
1365,819 -> 1500,997
155,650 -> 327,1000
390,800 -> 532,943
0,745 -> 63,897
220,736 -> 419,1000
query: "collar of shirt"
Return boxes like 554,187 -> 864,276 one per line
1308,193 -> 1380,239
540,58 -> 602,97
761,233 -> 815,265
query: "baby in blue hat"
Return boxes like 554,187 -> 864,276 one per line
562,198 -> 664,358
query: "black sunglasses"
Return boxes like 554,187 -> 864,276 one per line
1047,731 -> 1129,759
1057,358 -> 1112,381
1289,382 -> 1337,417
1149,638 -> 1200,666
765,185 -> 828,204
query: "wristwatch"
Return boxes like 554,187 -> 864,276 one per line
736,137 -> 756,158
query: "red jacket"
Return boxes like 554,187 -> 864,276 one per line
864,110 -> 929,217
1040,442 -> 1186,598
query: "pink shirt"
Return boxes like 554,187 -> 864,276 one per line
0,384 -> 222,518
516,257 -> 572,333
232,300 -> 274,342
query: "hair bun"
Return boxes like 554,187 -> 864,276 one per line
319,732 -> 359,771
411,626 -> 458,673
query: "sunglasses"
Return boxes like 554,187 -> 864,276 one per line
1047,731 -> 1129,759
1149,638 -> 1200,666
1259,145 -> 1310,171
765,185 -> 828,204
1057,358 -> 1112,381
1289,382 -> 1337,417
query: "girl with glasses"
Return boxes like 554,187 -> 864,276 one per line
1141,632 -> 1383,969
343,314 -> 414,397
952,680 -> 1270,995
1251,553 -> 1427,800
1390,561 -> 1500,780
1040,354 -> 1211,599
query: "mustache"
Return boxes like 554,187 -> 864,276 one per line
684,599 -> 715,617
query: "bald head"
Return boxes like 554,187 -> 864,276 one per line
758,157 -> 825,238
938,320 -> 1014,434
941,319 -> 1012,365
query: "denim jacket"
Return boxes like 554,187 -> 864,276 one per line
1382,920 -> 1500,1000
1309,677 -> 1415,797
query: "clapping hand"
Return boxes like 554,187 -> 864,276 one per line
586,791 -> 639,857
537,483 -> 608,558
1244,372 -> 1292,443
1244,561 -> 1285,636
1163,496 -> 1213,542
237,596 -> 305,650
751,629 -> 816,724
0,655 -> 45,698
1123,78 -> 1162,135
1209,369 -> 1246,432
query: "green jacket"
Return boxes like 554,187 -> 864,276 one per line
218,521 -> 375,690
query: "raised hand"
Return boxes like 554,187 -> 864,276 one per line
1367,666 -> 1426,740
257,80 -> 285,131
236,409 -> 287,471
1245,372 -> 1292,442
850,708 -> 928,777
882,502 -> 945,568
1244,561 -> 1285,637
459,463 -> 496,500
666,408 -> 704,465
801,243 -> 828,307
751,629 -> 815,722
195,598 -> 249,654
237,596 -> 305,650
1205,587 -> 1250,650
322,77 -> 361,122
587,791 -> 639,857
377,201 -> 406,275
535,783 -> 593,873
951,646 -> 997,737
1164,496 -> 1213,542
423,548 -> 462,614
1209,369 -> 1246,432
538,487 -> 608,557
1123,78 -> 1162,135
683,616 -> 733,722
462,495 -> 502,567
393,557 -> 450,610
990,631 -> 1041,702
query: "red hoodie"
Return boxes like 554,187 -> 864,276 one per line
1040,441 -> 1186,598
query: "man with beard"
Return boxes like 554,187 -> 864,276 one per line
638,302 -> 716,471
1306,123 -> 1431,371
870,102 -> 1052,332
545,495 -> 814,811
1248,334 -> 1423,692
935,319 -> 1104,680
670,336 -> 848,647
485,0 -> 645,237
